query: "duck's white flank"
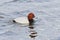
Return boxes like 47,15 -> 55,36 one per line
14,17 -> 29,24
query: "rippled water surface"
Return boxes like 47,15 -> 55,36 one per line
0,0 -> 60,40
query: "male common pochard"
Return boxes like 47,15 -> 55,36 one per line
13,12 -> 35,25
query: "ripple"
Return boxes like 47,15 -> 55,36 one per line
0,16 -> 4,18
0,31 -> 17,36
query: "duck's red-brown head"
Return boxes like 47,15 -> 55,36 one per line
27,12 -> 35,20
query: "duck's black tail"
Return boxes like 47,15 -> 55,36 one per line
13,20 -> 16,23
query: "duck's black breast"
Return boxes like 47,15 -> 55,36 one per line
29,19 -> 34,25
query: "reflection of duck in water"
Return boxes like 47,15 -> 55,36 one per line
13,12 -> 35,25
29,26 -> 37,38
29,32 -> 37,38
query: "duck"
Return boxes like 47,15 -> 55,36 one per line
13,12 -> 35,25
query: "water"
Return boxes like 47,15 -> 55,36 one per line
0,0 -> 60,40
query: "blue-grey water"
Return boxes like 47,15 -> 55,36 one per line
0,0 -> 60,40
